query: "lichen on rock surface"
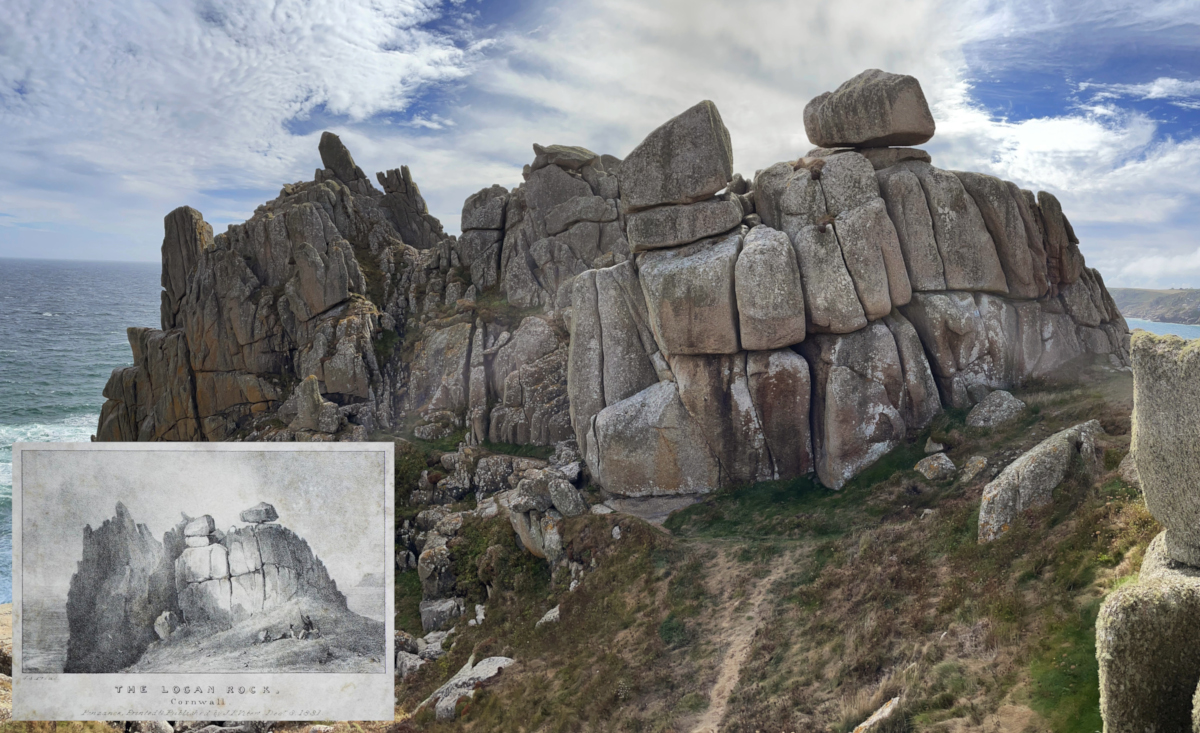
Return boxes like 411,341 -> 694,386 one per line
95,67 -> 1131,499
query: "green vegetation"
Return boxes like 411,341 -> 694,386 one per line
397,515 -> 715,731
1027,600 -> 1103,733
472,288 -> 546,331
374,328 -> 401,363
393,367 -> 1155,732
480,440 -> 555,460
396,570 -> 424,636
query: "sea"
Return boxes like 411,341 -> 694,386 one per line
1125,317 -> 1200,340
0,258 -> 161,605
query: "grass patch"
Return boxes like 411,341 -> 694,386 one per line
473,288 -> 545,331
396,570 -> 423,636
480,440 -> 555,460
1027,600 -> 1103,733
374,328 -> 401,364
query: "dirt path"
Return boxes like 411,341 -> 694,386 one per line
691,549 -> 792,733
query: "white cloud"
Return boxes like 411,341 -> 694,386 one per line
1084,77 -> 1200,101
2,0 -> 1199,290
0,0 -> 479,255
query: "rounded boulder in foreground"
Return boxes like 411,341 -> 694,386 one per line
966,390 -> 1027,427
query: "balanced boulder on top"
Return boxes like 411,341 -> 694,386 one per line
804,69 -> 936,148
240,502 -> 279,524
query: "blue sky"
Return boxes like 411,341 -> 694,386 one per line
1,0 -> 1198,287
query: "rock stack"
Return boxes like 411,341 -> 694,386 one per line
568,70 -> 1128,491
95,68 -> 1129,496
64,503 -> 173,673
175,503 -> 345,628
1098,333 -> 1200,730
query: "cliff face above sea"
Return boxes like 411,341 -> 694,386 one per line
95,68 -> 1130,494
1110,288 -> 1200,325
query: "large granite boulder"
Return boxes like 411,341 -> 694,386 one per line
618,100 -> 734,211
834,198 -> 908,318
460,184 -> 509,230
567,270 -> 607,446
803,69 -> 936,148
800,323 -> 908,489
587,381 -> 720,496
876,165 -> 946,292
290,374 -> 341,434
898,162 -> 1008,294
531,143 -> 599,172
637,230 -> 742,356
1130,331 -> 1200,565
752,164 -> 866,333
977,420 -> 1102,542
405,322 -> 474,416
746,349 -> 814,479
672,353 -> 774,485
318,131 -> 367,184
734,225 -> 806,350
1037,191 -> 1085,290
901,292 -> 1012,408
1097,532 -> 1200,732
595,262 -> 660,404
626,198 -> 742,252
954,172 -> 1044,299
884,311 -> 943,432
240,502 -> 278,524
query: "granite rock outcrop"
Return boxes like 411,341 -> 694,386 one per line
64,501 -> 350,672
97,69 -> 1128,499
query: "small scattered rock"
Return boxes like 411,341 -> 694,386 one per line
424,655 -> 515,721
853,696 -> 902,732
397,650 -> 425,679
960,456 -> 989,483
536,605 -> 561,628
1118,452 -> 1140,490
966,390 -> 1026,427
612,525 -> 622,540
924,437 -> 945,454
915,453 -> 956,481
548,478 -> 587,517
590,503 -> 614,515
395,629 -> 419,655
239,501 -> 278,524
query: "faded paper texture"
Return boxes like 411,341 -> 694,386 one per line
13,442 -> 394,721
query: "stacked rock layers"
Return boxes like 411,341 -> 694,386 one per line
174,504 -> 345,628
569,71 -> 1126,492
96,70 -> 1128,496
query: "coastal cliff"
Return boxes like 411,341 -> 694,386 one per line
95,69 -> 1129,496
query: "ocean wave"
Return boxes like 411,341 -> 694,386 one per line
0,414 -> 99,499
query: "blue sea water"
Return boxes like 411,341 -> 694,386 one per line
1126,317 -> 1200,340
0,258 -> 160,603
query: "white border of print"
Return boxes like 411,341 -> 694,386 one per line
12,442 -> 395,721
